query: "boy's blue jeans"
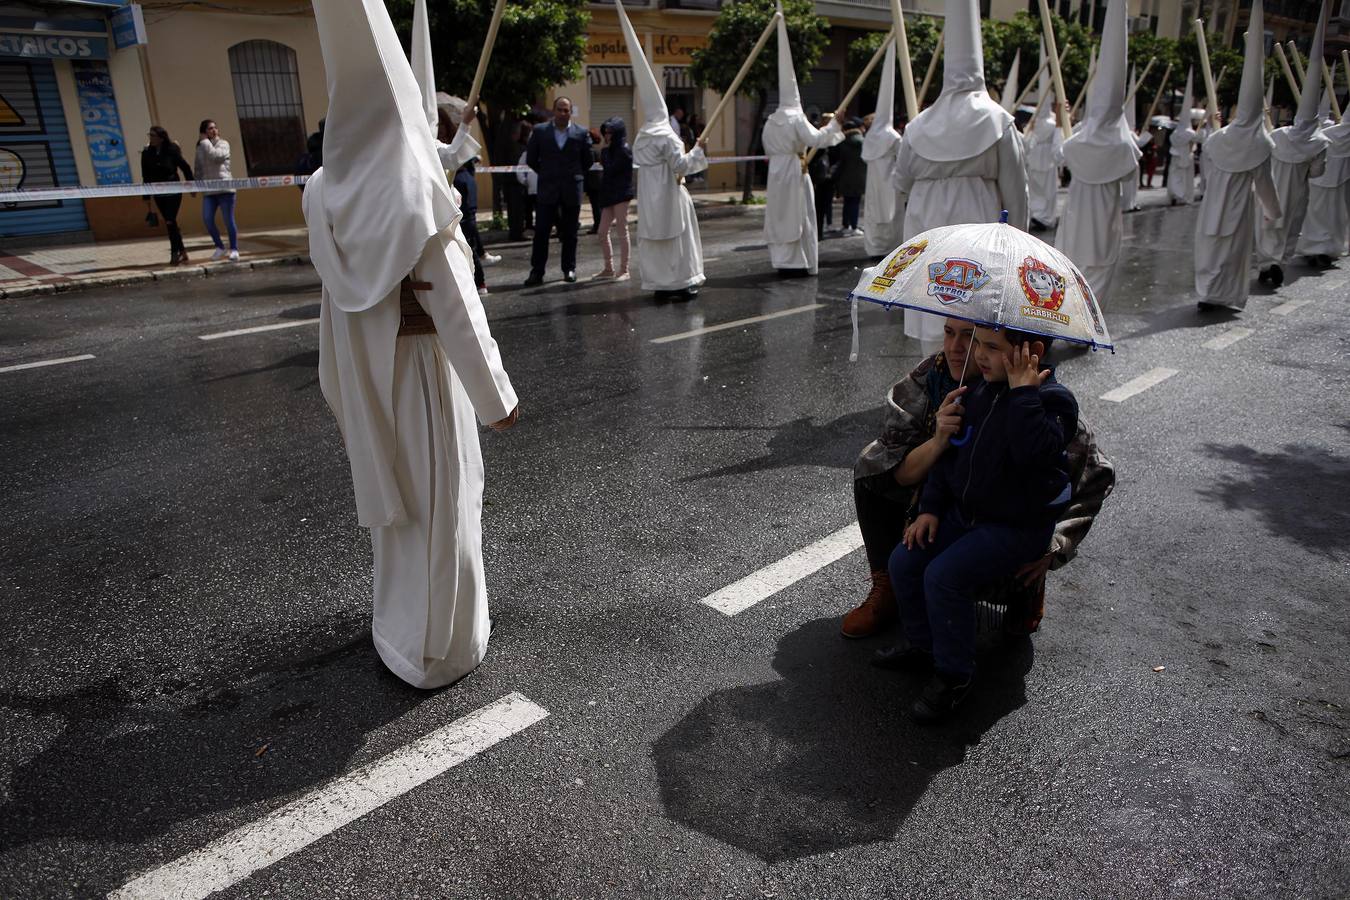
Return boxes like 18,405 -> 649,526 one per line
888,511 -> 1053,678
202,192 -> 238,250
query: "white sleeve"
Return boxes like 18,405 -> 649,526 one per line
436,128 -> 482,171
1253,161 -> 1282,221
995,127 -> 1030,231
801,117 -> 844,149
673,144 -> 708,177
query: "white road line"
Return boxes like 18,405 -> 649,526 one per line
111,693 -> 548,900
1100,367 -> 1179,403
650,303 -> 824,344
198,318 -> 320,342
1271,298 -> 1313,316
1202,327 -> 1254,350
700,522 -> 863,616
0,353 -> 95,374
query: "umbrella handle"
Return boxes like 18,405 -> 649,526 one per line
950,425 -> 974,447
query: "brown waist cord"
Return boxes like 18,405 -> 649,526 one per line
398,277 -> 436,336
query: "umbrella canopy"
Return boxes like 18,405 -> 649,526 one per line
849,221 -> 1114,351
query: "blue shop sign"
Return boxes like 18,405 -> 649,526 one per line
73,60 -> 131,185
111,5 -> 146,50
0,32 -> 109,60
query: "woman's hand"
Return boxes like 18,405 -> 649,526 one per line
903,513 -> 939,550
1003,341 -> 1050,390
461,104 -> 477,127
934,385 -> 967,442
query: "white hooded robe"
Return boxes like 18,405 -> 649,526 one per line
1297,119 -> 1350,257
862,39 -> 904,257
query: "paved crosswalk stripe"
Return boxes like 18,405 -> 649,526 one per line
1100,367 -> 1178,402
700,522 -> 863,616
0,353 -> 94,374
1270,298 -> 1313,316
198,319 -> 320,341
110,693 -> 549,900
650,303 -> 824,344
1202,327 -> 1254,350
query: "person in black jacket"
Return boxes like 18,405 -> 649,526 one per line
886,326 -> 1078,723
592,117 -> 634,280
141,126 -> 194,265
584,127 -> 603,235
524,97 -> 593,285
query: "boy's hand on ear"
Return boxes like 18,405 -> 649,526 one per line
904,513 -> 939,549
935,386 -> 967,441
1005,341 -> 1051,390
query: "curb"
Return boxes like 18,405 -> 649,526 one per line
1,254 -> 310,300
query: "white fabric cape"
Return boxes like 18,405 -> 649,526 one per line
762,112 -> 842,272
1194,160 -> 1281,308
633,134 -> 708,290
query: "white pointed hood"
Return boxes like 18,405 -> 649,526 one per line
1318,69 -> 1332,126
304,0 -> 458,313
1203,0 -> 1275,173
1265,76 -> 1275,129
902,0 -> 1012,162
1059,0 -> 1139,184
1272,0 -> 1332,161
614,0 -> 668,132
1170,67 -> 1197,156
411,0 -> 437,132
1000,48 -> 1021,113
1321,64 -> 1350,155
774,6 -> 802,114
862,37 -> 901,160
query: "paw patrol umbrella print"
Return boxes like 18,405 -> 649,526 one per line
846,218 -> 1114,361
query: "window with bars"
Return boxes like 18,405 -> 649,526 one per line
228,40 -> 306,176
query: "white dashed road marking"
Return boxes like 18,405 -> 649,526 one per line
650,303 -> 824,344
198,319 -> 321,341
1100,367 -> 1179,402
0,353 -> 95,374
1202,327 -> 1254,350
111,693 -> 549,900
700,522 -> 863,616
1270,298 -> 1313,316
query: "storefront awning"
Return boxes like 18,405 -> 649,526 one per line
664,66 -> 693,90
587,65 -> 633,88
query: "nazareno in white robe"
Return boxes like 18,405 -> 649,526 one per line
307,155 -> 517,689
893,128 -> 1029,341
1194,158 -> 1281,308
1026,120 -> 1062,227
1297,124 -> 1350,258
862,131 -> 903,257
1256,130 -> 1328,268
633,127 -> 708,291
762,113 -> 842,273
1169,128 -> 1201,204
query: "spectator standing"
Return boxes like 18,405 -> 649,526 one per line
806,110 -> 836,236
195,119 -> 238,261
593,117 -> 634,280
141,126 -> 194,266
833,116 -> 867,235
584,127 -> 604,234
1140,138 -> 1158,188
523,97 -> 593,285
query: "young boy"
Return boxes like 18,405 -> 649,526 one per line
887,326 -> 1079,723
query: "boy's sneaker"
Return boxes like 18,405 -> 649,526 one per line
211,248 -> 227,261
228,250 -> 239,262
911,670 -> 973,724
870,642 -> 934,674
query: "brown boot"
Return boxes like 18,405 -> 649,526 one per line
841,570 -> 896,639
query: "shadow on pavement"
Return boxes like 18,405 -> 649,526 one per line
1200,442 -> 1350,556
205,350 -> 320,384
0,631 -> 428,868
673,407 -> 881,481
229,283 -> 322,300
651,617 -> 1032,862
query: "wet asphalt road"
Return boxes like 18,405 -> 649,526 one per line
2,196 -> 1349,899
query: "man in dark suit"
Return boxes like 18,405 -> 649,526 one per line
524,97 -> 593,285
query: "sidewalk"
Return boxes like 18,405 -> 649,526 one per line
0,191 -> 756,300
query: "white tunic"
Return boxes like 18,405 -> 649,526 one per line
894,127 -> 1029,341
633,130 -> 708,291
862,130 -> 903,257
1194,159 -> 1281,309
1055,174 -> 1129,303
1297,149 -> 1350,257
1256,154 -> 1326,267
761,114 -> 842,273
1026,123 -> 1062,227
308,167 -> 517,689
1169,128 -> 1201,204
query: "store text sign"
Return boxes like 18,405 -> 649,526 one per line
585,31 -> 707,65
0,33 -> 109,60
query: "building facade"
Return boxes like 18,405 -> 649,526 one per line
0,0 -> 325,244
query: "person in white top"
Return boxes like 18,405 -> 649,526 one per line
1167,69 -> 1202,206
195,119 -> 238,261
1193,0 -> 1281,311
1255,0 -> 1332,287
304,0 -> 518,689
1026,39 -> 1063,230
893,0 -> 1028,346
1053,0 -> 1139,305
1296,81 -> 1350,264
861,38 -> 903,258
615,0 -> 708,300
761,8 -> 843,276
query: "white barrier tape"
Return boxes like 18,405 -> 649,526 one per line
0,156 -> 770,203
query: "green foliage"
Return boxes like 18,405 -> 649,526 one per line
689,0 -> 831,100
386,0 -> 589,118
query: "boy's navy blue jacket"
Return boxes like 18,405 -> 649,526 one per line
918,374 -> 1078,527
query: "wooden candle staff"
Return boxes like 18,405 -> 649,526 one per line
890,0 -> 919,120
466,0 -> 508,114
1193,19 -> 1220,129
1035,0 -> 1073,139
804,30 -> 897,165
701,11 -> 782,142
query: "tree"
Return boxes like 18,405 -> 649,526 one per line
386,0 -> 590,167
689,0 -> 830,199
844,16 -> 940,119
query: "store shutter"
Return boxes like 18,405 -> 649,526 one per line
0,60 -> 89,238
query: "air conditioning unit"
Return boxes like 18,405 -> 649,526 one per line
1128,15 -> 1152,33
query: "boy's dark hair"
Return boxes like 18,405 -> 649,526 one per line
999,326 -> 1054,354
